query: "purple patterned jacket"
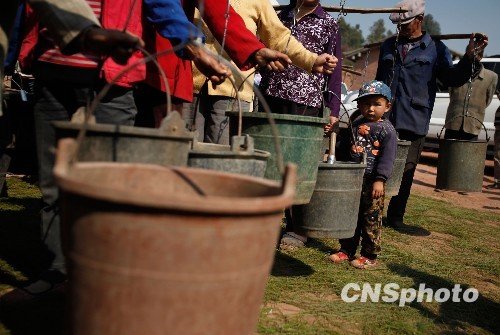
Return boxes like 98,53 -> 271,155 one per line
259,5 -> 342,116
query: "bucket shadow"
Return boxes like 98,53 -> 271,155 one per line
382,217 -> 431,237
306,238 -> 336,254
0,288 -> 66,335
387,263 -> 500,334
0,197 -> 49,283
271,251 -> 314,277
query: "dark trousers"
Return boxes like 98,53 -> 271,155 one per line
339,178 -> 384,259
387,131 -> 426,223
34,80 -> 136,275
184,86 -> 251,145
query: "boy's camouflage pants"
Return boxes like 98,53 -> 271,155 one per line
339,177 -> 384,259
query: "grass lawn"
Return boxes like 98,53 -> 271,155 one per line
1,176 -> 499,335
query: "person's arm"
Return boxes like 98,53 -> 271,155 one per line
256,2 -> 317,72
143,0 -> 203,47
201,0 -> 290,71
28,0 -> 143,64
325,26 -> 342,118
27,0 -> 100,49
438,33 -> 489,87
373,126 -> 397,182
486,73 -> 498,107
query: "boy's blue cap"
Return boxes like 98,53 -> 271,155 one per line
354,80 -> 392,102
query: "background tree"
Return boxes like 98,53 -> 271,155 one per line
367,19 -> 392,43
423,14 -> 441,35
338,17 -> 365,52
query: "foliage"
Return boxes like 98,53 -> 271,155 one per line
338,17 -> 365,52
423,14 -> 441,35
367,19 -> 392,44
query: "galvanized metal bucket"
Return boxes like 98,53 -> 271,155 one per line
53,111 -> 193,166
227,111 -> 328,205
436,139 -> 487,192
292,161 -> 366,238
385,139 -> 411,197
436,115 -> 489,192
54,138 -> 296,335
188,135 -> 270,177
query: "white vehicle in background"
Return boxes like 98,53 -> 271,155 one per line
339,57 -> 500,155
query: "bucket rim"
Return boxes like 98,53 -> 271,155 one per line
225,111 -> 329,124
54,138 -> 296,215
318,161 -> 367,169
52,121 -> 194,141
55,163 -> 293,214
396,139 -> 412,146
188,148 -> 271,159
438,138 -> 488,144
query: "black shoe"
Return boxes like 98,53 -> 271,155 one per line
20,270 -> 67,296
386,217 -> 405,229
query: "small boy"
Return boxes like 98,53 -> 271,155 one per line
330,80 -> 397,269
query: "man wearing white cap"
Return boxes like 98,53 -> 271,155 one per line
375,0 -> 488,230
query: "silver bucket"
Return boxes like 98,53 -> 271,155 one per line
292,161 -> 366,238
53,112 -> 193,166
436,139 -> 487,192
385,139 -> 411,197
188,135 -> 270,178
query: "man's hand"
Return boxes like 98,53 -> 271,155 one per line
372,180 -> 385,199
465,33 -> 488,61
324,116 -> 339,134
312,53 -> 338,74
185,44 -> 231,88
81,27 -> 144,65
253,48 -> 292,71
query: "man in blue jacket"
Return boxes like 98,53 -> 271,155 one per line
376,0 -> 488,230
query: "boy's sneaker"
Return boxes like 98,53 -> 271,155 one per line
329,251 -> 350,264
350,256 -> 377,269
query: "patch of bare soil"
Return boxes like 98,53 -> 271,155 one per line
412,151 -> 500,213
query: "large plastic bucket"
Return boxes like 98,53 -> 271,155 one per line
54,138 -> 296,335
385,140 -> 411,197
436,138 -> 487,192
53,112 -> 193,166
188,136 -> 270,177
227,111 -> 327,204
292,161 -> 366,238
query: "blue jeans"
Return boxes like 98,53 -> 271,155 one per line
34,80 -> 136,275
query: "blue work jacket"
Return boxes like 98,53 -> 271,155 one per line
376,33 -> 473,136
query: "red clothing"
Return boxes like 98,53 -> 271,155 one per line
19,0 -> 145,88
37,0 -> 101,69
145,0 -> 265,102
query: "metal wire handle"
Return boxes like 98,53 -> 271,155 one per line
72,40 -> 189,164
437,114 -> 490,142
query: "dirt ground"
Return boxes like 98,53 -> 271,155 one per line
412,150 -> 499,213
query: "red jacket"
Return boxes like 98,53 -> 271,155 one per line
19,0 -> 145,88
145,0 -> 265,102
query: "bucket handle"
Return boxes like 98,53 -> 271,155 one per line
194,58 -> 286,176
70,41 -> 187,164
190,74 -> 244,143
437,114 -> 490,141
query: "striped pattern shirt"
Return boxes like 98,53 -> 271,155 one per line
38,0 -> 102,68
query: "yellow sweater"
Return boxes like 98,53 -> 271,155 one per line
192,0 -> 318,102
